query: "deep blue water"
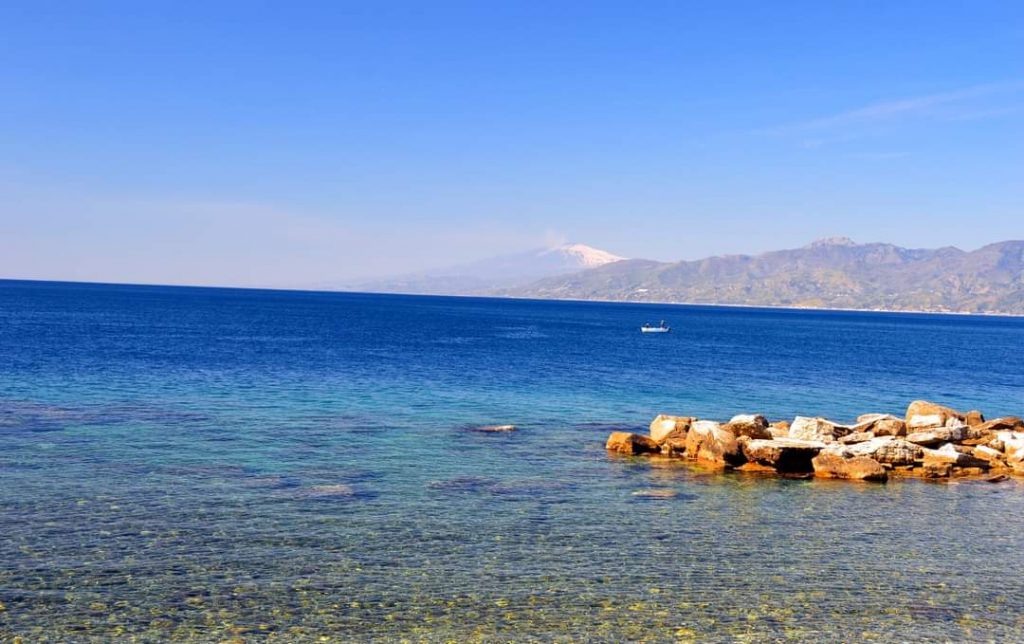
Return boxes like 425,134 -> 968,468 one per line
1,279 -> 1023,641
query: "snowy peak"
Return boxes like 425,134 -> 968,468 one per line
543,243 -> 626,268
339,243 -> 625,295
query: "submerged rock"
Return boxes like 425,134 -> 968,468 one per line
811,451 -> 887,482
468,424 -> 517,433
684,421 -> 744,467
631,488 -> 679,499
649,415 -> 694,444
295,484 -> 356,499
606,432 -> 661,455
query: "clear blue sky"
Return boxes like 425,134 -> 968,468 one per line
1,1 -> 1021,286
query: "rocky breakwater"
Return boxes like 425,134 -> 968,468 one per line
605,401 -> 1024,483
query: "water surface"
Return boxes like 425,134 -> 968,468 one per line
2,280 -> 1023,641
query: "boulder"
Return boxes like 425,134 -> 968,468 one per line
906,426 -> 966,446
905,400 -> 965,428
997,431 -> 1024,463
979,417 -> 1024,433
839,431 -> 874,445
740,438 -> 826,473
851,414 -> 906,436
811,450 -> 888,482
922,444 -> 989,469
769,421 -> 790,439
724,414 -> 772,440
907,414 -> 944,430
965,410 -> 985,427
844,437 -> 922,467
649,415 -> 695,444
606,432 -> 661,455
662,437 -> 688,458
873,418 -> 907,437
921,462 -> 953,479
788,417 -> 851,443
972,445 -> 1008,468
856,412 -> 891,424
684,421 -> 744,467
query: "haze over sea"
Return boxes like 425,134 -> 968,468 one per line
2,279 -> 1023,641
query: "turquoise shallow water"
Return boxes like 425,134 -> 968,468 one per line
2,280 -> 1024,641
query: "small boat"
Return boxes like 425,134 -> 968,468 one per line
640,320 -> 671,333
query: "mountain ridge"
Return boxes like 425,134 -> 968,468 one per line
497,238 -> 1024,315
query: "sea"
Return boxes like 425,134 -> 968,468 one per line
2,279 -> 1023,641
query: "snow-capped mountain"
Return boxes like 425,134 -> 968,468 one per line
339,243 -> 626,295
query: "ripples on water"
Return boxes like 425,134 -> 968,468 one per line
1,281 -> 1024,641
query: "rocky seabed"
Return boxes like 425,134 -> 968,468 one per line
607,400 -> 1024,483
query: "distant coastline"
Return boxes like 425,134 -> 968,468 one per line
4,278 -> 1023,319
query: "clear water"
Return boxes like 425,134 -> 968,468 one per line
1,280 -> 1023,641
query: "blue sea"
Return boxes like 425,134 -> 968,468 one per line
2,279 -> 1023,641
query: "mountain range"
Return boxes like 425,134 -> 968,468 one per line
500,237 -> 1024,314
340,243 -> 625,295
339,237 -> 1024,314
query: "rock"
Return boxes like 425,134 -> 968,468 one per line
986,474 -> 1009,483
606,432 -> 661,455
905,400 -> 965,428
922,444 -> 989,469
684,421 -> 744,467
844,437 -> 922,466
972,444 -> 1006,463
921,462 -> 953,479
473,424 -> 516,433
856,413 -> 891,424
979,417 -> 1024,432
788,417 -> 851,443
724,414 -> 772,440
740,438 -> 825,473
662,437 -> 688,457
649,415 -> 694,444
997,431 -> 1024,463
839,431 -> 874,445
769,421 -> 790,439
907,413 -> 944,430
965,410 -> 985,426
811,451 -> 888,482
298,484 -> 356,498
906,426 -> 966,446
852,414 -> 906,436
873,418 -> 907,437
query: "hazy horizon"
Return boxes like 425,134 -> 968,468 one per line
1,2 -> 1022,287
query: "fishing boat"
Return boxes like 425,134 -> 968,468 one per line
640,320 -> 670,333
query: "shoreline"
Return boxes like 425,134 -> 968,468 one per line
3,277 -> 1023,319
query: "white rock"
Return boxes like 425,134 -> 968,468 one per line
907,414 -> 944,430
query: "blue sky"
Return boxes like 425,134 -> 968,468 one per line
1,1 -> 1021,286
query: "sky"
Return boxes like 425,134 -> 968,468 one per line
1,1 -> 1022,287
